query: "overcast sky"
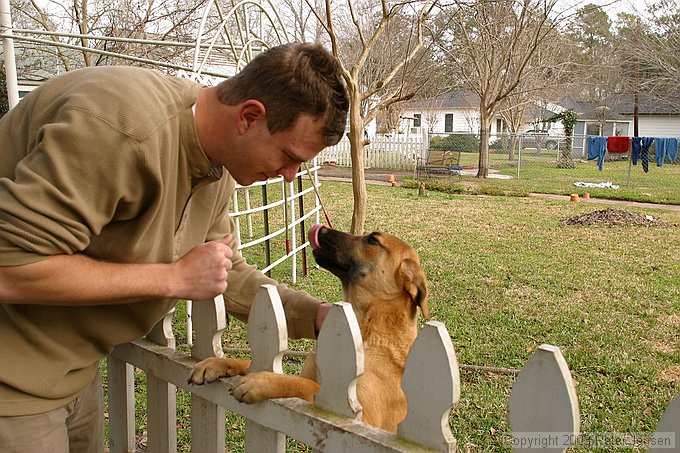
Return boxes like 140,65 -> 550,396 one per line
557,0 -> 660,20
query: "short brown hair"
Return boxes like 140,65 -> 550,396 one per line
217,42 -> 349,146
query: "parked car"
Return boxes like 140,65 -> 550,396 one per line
520,130 -> 559,150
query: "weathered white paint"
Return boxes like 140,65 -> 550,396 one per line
315,302 -> 363,419
508,345 -> 580,453
108,288 -> 678,452
110,286 -> 457,452
399,321 -> 459,452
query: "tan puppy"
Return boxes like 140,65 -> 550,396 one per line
189,225 -> 428,433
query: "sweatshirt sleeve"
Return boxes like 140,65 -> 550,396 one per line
0,108 -> 149,266
212,212 -> 323,340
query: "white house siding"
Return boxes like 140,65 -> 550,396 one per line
635,116 -> 680,138
400,109 -> 502,136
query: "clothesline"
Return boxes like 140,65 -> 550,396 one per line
586,135 -> 679,172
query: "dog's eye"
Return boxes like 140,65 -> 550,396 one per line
365,235 -> 380,246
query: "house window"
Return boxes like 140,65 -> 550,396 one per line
413,114 -> 421,128
444,114 -> 453,133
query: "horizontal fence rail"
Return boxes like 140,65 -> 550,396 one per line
109,285 -> 680,452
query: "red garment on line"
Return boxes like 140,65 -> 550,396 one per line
607,136 -> 630,153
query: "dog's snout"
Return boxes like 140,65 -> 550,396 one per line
308,224 -> 328,249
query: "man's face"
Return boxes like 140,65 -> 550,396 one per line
230,113 -> 327,186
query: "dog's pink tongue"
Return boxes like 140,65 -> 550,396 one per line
308,224 -> 326,249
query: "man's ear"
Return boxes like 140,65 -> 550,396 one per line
237,100 -> 266,133
400,258 -> 429,318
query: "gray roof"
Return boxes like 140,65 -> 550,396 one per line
558,94 -> 680,117
406,91 -> 479,110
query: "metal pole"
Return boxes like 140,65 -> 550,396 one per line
517,135 -> 522,179
0,0 -> 19,108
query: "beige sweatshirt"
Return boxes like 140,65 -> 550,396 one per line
0,66 -> 321,416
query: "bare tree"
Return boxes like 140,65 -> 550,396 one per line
308,0 -> 441,233
439,0 -> 560,178
10,0 -> 212,76
498,26 -> 572,160
562,3 -> 630,134
623,0 -> 680,107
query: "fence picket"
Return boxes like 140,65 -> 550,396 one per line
248,284 -> 288,373
190,296 -> 228,453
315,302 -> 364,419
146,375 -> 177,453
398,321 -> 459,452
146,310 -> 177,453
651,393 -> 679,453
107,356 -> 135,453
508,344 -> 580,453
245,285 -> 289,452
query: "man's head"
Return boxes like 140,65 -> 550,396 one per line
210,42 -> 349,184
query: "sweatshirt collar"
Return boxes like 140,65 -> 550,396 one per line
181,83 -> 222,183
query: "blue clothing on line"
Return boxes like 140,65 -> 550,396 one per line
656,137 -> 668,166
587,136 -> 608,171
668,138 -> 679,162
632,137 -> 654,172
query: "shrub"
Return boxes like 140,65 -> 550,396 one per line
429,134 -> 480,153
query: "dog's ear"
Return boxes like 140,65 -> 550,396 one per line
400,258 -> 429,318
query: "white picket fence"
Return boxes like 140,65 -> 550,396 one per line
318,134 -> 426,170
106,284 -> 680,452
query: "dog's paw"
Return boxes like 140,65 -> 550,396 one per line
188,358 -> 250,385
229,372 -> 276,403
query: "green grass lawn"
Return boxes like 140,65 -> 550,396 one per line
105,179 -> 679,452
453,153 -> 680,205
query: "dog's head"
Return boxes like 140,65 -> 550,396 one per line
308,225 -> 429,318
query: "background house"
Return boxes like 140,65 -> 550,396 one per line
560,94 -> 680,139
399,90 -> 562,138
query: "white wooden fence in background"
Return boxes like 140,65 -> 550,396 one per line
108,285 -> 680,452
318,134 -> 426,170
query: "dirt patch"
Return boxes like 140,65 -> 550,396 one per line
658,365 -> 680,383
562,208 -> 675,227
317,165 -> 413,183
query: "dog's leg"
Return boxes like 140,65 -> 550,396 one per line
189,358 -> 251,385
230,372 -> 320,403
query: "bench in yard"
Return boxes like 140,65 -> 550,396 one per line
416,149 -> 463,180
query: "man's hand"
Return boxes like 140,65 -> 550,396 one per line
169,235 -> 234,301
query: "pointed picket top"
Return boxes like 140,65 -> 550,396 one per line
398,321 -> 459,452
315,302 -> 364,419
508,344 -> 580,453
191,295 -> 227,360
651,393 -> 680,453
247,284 -> 288,373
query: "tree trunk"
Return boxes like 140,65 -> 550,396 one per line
348,85 -> 367,235
477,108 -> 490,178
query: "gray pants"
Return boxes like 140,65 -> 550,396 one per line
0,374 -> 104,453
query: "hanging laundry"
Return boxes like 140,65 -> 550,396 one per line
587,136 -> 608,171
607,136 -> 630,153
655,137 -> 667,166
631,137 -> 654,172
667,138 -> 678,163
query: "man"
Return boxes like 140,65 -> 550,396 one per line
0,42 -> 349,452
